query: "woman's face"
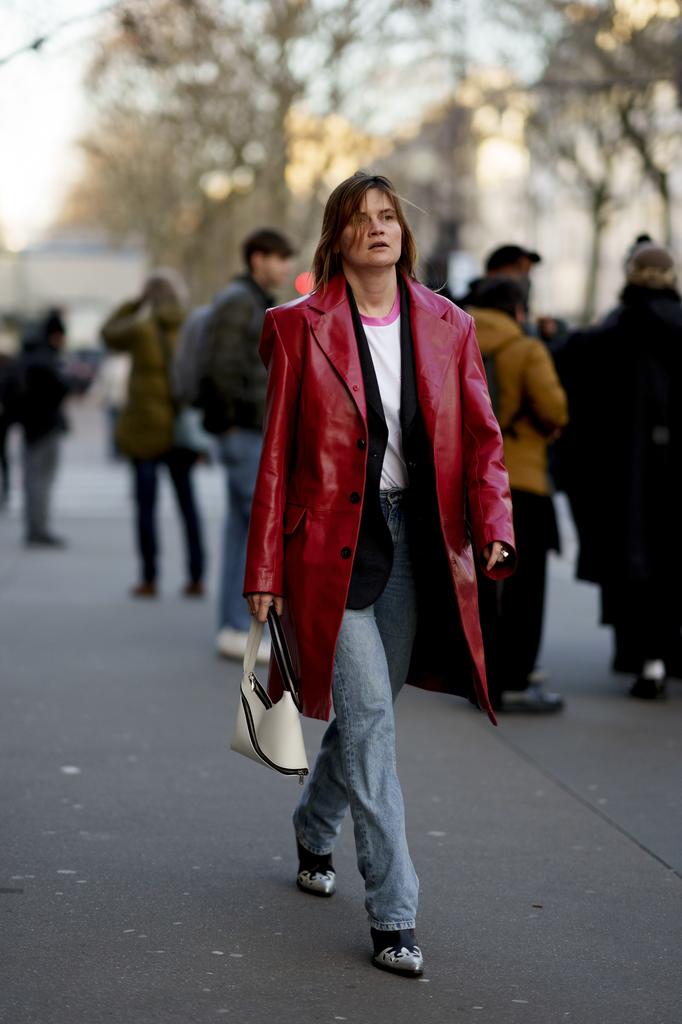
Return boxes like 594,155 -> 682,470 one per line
338,188 -> 402,274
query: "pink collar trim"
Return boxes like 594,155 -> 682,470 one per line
359,290 -> 400,327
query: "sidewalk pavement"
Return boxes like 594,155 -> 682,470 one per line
1,403 -> 680,1024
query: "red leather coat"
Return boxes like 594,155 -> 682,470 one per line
244,273 -> 515,725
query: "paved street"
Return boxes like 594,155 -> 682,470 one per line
1,402 -> 681,1024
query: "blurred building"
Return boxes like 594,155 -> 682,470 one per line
0,229 -> 146,348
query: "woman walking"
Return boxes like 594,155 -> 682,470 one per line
102,270 -> 206,598
244,173 -> 515,975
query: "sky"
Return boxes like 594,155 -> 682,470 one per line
0,1 -> 112,250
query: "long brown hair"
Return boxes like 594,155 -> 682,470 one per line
311,172 -> 418,289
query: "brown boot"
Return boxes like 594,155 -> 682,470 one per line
130,582 -> 157,598
182,581 -> 205,598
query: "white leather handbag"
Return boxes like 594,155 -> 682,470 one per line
230,610 -> 309,783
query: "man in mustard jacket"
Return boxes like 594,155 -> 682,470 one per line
468,277 -> 569,713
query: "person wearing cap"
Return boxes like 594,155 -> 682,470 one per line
468,277 -> 569,712
459,244 -> 541,308
485,244 -> 541,287
557,243 -> 682,700
197,228 -> 294,663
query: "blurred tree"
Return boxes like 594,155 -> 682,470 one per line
485,0 -> 681,319
61,0 -> 459,298
505,1 -> 681,246
528,86 -> 626,322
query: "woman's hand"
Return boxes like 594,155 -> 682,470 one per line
482,541 -> 510,572
246,593 -> 284,623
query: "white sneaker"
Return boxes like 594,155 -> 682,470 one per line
216,628 -> 249,660
216,627 -> 271,665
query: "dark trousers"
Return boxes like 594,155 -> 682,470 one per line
0,419 -> 10,506
479,490 -> 557,705
605,582 -> 680,672
23,429 -> 61,538
132,450 -> 205,585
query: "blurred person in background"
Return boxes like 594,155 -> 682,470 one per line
101,270 -> 206,599
245,172 -> 515,976
460,244 -> 573,352
94,351 -> 131,460
0,349 -> 18,508
170,303 -> 215,463
556,243 -> 682,700
197,228 -> 294,662
17,309 -> 71,547
468,278 -> 568,713
459,243 -> 541,311
173,302 -> 211,408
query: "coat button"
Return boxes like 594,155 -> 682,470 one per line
350,492 -> 361,504
357,438 -> 366,450
352,384 -> 359,392
341,547 -> 352,559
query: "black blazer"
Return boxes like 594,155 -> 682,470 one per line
346,279 -> 437,609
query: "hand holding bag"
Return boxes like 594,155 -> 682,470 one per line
230,609 -> 309,783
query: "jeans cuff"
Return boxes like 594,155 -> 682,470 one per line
295,832 -> 334,858
369,917 -> 417,931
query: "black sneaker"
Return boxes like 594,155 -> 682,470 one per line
371,927 -> 423,977
629,676 -> 667,700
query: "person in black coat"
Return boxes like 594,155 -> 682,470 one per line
556,243 -> 682,699
17,309 -> 71,547
0,351 -> 19,508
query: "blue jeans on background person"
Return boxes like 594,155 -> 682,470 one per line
293,490 -> 419,930
132,449 -> 204,584
218,428 -> 262,632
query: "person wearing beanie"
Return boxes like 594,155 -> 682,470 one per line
556,243 -> 682,699
15,308 -> 71,547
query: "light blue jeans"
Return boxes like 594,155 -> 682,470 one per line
218,428 -> 262,632
293,490 -> 419,930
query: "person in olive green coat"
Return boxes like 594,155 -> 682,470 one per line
467,277 -> 568,714
101,270 -> 205,597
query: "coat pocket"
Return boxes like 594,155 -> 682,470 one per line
283,504 -> 306,536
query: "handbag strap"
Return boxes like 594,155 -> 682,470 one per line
267,608 -> 302,711
242,611 -> 302,712
243,620 -> 264,680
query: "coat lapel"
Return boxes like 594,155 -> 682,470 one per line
407,278 -> 459,441
306,274 -> 458,434
308,278 -> 367,423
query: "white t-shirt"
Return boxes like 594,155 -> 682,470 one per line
360,293 -> 409,491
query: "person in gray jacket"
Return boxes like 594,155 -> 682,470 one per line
198,228 -> 294,661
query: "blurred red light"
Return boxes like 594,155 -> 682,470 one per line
295,272 -> 314,296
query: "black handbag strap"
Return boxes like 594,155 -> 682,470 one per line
267,608 -> 302,712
